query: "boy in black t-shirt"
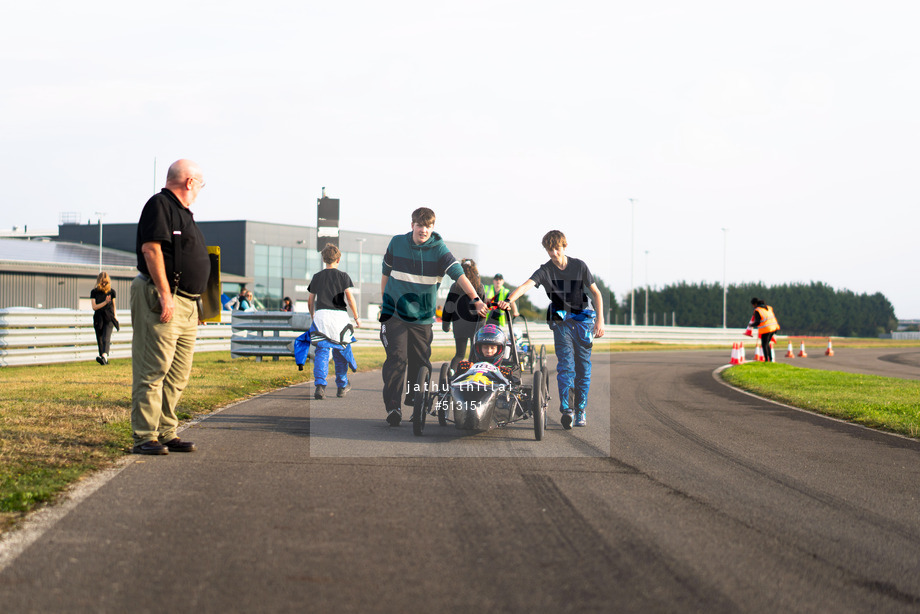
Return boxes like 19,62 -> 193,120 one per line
308,244 -> 361,399
499,230 -> 605,430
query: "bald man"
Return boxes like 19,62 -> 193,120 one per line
130,159 -> 211,455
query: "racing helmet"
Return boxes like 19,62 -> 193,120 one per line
473,324 -> 507,366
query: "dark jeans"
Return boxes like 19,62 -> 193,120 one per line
94,320 -> 114,356
380,317 -> 433,412
761,332 -> 775,362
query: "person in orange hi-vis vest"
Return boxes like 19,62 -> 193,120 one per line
750,297 -> 780,362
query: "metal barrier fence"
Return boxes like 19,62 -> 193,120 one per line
230,311 -> 312,361
0,308 -> 232,367
2,307 -> 760,367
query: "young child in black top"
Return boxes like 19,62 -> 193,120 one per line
307,244 -> 361,399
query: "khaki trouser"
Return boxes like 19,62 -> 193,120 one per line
130,276 -> 199,444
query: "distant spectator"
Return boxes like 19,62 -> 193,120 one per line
281,296 -> 294,312
224,286 -> 247,310
90,271 -> 118,365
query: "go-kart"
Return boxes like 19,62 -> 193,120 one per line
512,314 -> 547,375
412,308 -> 551,440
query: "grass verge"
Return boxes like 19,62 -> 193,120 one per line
721,362 -> 920,439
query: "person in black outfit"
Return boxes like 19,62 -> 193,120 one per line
90,271 -> 118,365
442,258 -> 485,375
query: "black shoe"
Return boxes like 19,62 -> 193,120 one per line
561,412 -> 574,430
386,409 -> 402,427
133,440 -> 168,455
337,384 -> 351,398
314,385 -> 326,400
96,356 -> 105,366
161,437 -> 196,452
404,394 -> 415,407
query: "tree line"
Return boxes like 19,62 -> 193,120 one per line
477,276 -> 895,337
609,280 -> 895,336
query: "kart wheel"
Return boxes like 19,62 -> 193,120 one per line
541,365 -> 550,400
527,345 -> 536,374
538,345 -> 547,371
532,370 -> 546,441
413,366 -> 430,437
438,363 -> 450,426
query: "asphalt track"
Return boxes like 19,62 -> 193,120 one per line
1,348 -> 919,613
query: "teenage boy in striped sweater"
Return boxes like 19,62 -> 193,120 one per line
380,207 -> 488,426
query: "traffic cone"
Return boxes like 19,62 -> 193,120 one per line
730,343 -> 739,365
785,341 -> 795,358
738,344 -> 746,363
798,341 -> 808,358
755,344 -> 765,361
825,338 -> 834,357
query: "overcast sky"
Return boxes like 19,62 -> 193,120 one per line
3,2 -> 918,318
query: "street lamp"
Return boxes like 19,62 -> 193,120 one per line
629,198 -> 636,326
722,228 -> 728,328
94,212 -> 106,272
355,238 -> 366,320
645,250 -> 649,326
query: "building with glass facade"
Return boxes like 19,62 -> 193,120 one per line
57,220 -> 478,315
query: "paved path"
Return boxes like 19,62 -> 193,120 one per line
1,349 -> 919,613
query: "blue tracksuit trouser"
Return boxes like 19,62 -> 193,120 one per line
553,317 -> 594,413
313,345 -> 350,388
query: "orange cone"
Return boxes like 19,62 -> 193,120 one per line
755,343 -> 765,361
785,341 -> 795,358
798,341 -> 808,358
825,338 -> 834,357
730,343 -> 740,365
738,344 -> 746,363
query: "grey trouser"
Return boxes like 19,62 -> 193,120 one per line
130,275 -> 199,444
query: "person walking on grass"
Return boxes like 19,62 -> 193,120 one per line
499,230 -> 605,430
379,207 -> 488,426
90,271 -> 119,365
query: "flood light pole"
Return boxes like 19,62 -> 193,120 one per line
356,238 -> 366,320
95,211 -> 106,272
722,228 -> 728,328
629,198 -> 636,326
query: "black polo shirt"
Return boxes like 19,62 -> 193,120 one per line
136,189 -> 210,295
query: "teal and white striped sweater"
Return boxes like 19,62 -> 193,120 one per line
381,231 -> 463,324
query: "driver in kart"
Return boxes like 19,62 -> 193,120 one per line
454,324 -> 520,384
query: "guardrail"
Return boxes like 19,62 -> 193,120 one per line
0,308 -> 233,367
2,307 -> 765,368
230,311 -> 313,361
